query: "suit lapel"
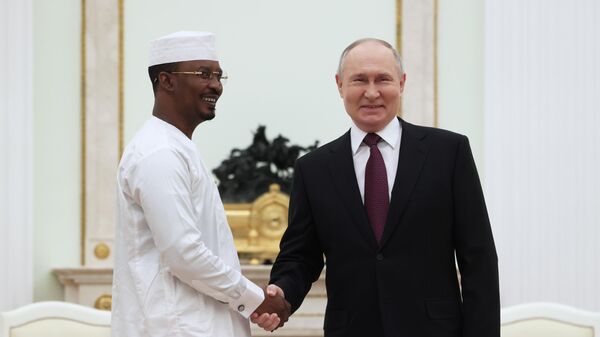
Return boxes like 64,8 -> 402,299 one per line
328,131 -> 379,250
379,118 -> 428,249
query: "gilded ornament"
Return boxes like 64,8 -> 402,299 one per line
94,243 -> 110,260
94,294 -> 112,311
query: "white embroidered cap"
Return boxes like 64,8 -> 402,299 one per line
148,31 -> 218,67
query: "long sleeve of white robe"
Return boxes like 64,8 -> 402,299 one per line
111,117 -> 263,337
125,148 -> 263,314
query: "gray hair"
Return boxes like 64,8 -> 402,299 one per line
336,38 -> 404,77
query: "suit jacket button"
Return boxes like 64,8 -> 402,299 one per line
376,253 -> 384,261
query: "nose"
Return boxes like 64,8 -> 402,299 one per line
364,82 -> 380,100
208,77 -> 223,91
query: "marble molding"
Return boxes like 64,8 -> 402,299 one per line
400,0 -> 437,127
53,267 -> 114,309
82,0 -> 121,267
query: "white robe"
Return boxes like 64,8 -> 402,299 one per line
111,117 -> 263,337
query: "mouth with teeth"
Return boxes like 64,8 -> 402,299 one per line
360,104 -> 385,113
201,95 -> 218,108
200,95 -> 219,110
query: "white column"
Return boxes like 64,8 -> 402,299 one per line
0,0 -> 34,311
484,0 -> 600,310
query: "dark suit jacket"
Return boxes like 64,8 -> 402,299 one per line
270,118 -> 500,337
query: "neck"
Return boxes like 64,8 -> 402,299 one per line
152,105 -> 196,139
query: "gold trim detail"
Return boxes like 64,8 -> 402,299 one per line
80,0 -> 87,266
94,243 -> 110,260
94,294 -> 112,311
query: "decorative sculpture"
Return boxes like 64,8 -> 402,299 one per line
213,126 -> 318,202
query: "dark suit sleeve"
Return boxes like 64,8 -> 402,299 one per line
270,160 -> 325,313
452,136 -> 500,337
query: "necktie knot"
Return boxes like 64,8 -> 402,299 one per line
364,133 -> 382,147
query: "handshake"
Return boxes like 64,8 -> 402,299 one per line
251,284 -> 292,332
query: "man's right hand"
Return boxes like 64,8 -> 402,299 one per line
250,284 -> 291,331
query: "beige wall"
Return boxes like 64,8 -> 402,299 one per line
32,0 -> 484,299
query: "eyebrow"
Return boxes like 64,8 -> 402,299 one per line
349,71 -> 393,78
349,73 -> 367,79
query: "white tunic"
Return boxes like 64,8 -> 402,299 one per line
112,117 -> 263,337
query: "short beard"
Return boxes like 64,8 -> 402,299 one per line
199,109 -> 216,122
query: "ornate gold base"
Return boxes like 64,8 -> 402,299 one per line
226,184 -> 289,264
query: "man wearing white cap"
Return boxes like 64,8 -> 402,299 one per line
111,31 -> 290,337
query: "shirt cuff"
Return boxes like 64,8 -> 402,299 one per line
229,279 -> 264,318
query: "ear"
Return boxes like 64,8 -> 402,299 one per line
399,73 -> 407,94
335,74 -> 343,98
158,71 -> 177,92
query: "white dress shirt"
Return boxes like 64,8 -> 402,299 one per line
350,118 -> 402,202
111,117 -> 264,337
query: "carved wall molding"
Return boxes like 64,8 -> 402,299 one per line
80,0 -> 124,266
399,0 -> 438,127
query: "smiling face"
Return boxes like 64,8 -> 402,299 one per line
336,41 -> 405,132
173,60 -> 223,125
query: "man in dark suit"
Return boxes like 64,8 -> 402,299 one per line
255,38 -> 500,336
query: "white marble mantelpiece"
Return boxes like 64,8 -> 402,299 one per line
54,265 -> 326,337
53,267 -> 114,309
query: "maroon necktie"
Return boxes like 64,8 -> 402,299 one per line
363,133 -> 389,244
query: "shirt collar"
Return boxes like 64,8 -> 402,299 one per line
151,115 -> 195,145
350,117 -> 401,155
